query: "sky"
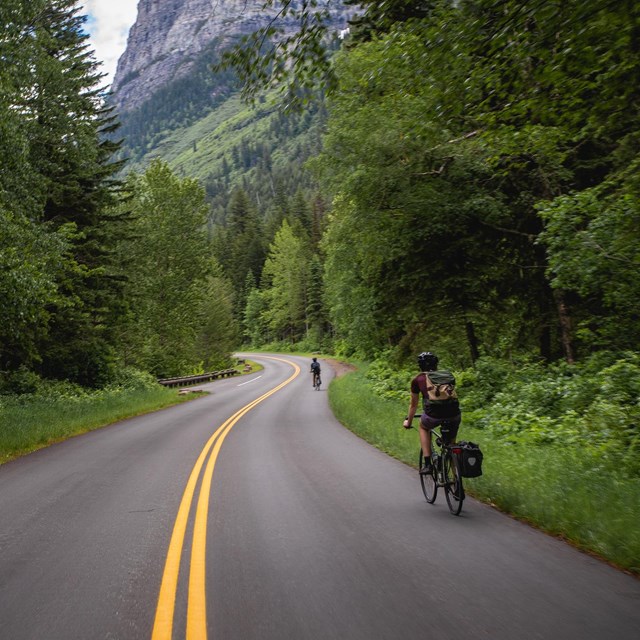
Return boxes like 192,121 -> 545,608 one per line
82,0 -> 139,86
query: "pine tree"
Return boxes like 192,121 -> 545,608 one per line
0,0 -> 126,384
221,188 -> 266,314
0,1 -> 64,369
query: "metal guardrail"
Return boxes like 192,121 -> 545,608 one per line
158,368 -> 239,388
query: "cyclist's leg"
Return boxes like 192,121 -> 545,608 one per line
421,413 -> 445,458
418,417 -> 434,472
418,420 -> 432,459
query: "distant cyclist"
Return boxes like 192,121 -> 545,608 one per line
403,352 -> 461,474
310,357 -> 321,388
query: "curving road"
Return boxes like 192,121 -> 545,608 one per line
0,354 -> 638,639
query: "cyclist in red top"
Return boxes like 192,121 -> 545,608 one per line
403,352 -> 461,474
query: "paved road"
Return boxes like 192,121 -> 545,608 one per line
0,354 -> 638,639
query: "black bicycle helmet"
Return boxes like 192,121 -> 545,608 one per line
417,351 -> 438,371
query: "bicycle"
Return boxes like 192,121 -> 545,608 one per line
418,423 -> 465,515
313,371 -> 322,391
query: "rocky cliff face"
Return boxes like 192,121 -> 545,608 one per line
111,0 -> 350,113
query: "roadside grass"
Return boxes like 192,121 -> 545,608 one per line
329,366 -> 640,574
472,439 -> 640,572
328,364 -> 420,465
0,361 -> 260,465
0,386 -> 199,464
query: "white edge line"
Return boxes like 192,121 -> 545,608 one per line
237,375 -> 263,386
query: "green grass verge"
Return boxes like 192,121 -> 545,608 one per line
1,362 -> 258,465
0,386 -> 200,465
0,354 -> 286,465
329,366 -> 640,574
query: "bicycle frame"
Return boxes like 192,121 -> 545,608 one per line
417,424 -> 465,515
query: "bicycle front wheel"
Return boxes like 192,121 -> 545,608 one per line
419,450 -> 437,503
443,450 -> 464,515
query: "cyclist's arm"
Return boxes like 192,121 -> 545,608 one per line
403,391 -> 420,429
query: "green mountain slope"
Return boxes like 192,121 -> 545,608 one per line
113,40 -> 325,222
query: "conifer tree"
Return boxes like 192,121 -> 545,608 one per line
218,188 -> 265,314
1,0 -> 125,384
0,1 -> 65,369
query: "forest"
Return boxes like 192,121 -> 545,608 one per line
1,0 -> 638,380
1,1 -> 638,438
1,0 -> 237,391
1,0 -> 639,569
215,0 -> 640,367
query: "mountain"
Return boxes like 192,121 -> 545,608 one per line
112,0 -> 335,113
110,1 -> 351,217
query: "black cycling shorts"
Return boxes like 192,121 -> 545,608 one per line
420,413 -> 461,443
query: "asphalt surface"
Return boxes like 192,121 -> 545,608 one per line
0,354 -> 638,640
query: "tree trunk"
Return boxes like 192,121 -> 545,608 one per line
465,317 -> 480,364
554,288 -> 575,364
539,323 -> 552,363
538,288 -> 552,362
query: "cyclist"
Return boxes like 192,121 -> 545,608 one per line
310,357 -> 321,388
403,352 -> 461,474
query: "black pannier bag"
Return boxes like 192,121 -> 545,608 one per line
453,441 -> 483,478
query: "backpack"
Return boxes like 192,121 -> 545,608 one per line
311,361 -> 320,373
421,371 -> 459,418
454,441 -> 483,478
424,370 -> 457,405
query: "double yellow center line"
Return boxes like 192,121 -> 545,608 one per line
152,357 -> 300,640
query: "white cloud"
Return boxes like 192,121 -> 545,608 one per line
81,1 -> 139,87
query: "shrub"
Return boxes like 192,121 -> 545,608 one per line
0,367 -> 44,395
106,367 -> 159,391
363,352 -> 640,478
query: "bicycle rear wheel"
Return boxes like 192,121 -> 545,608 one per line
419,450 -> 437,503
443,450 -> 464,515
